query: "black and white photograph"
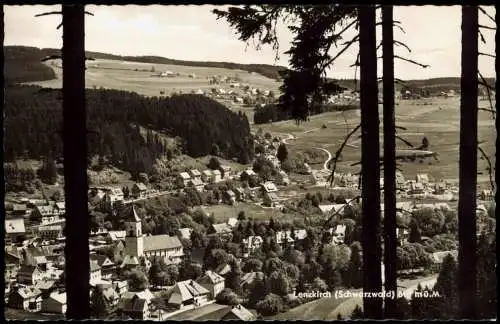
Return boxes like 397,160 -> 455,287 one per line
2,3 -> 497,321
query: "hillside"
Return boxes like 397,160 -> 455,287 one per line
4,84 -> 254,179
4,46 -> 288,83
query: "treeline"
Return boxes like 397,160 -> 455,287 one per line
254,103 -> 359,124
4,46 -> 288,82
4,46 -> 57,84
4,85 -> 254,177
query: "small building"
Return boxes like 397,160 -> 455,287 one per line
234,187 -> 246,202
113,280 -> 129,297
396,227 -> 409,245
415,174 -> 430,184
17,265 -> 44,285
5,218 -> 26,244
8,287 -> 43,311
132,182 -> 148,199
209,223 -> 233,240
90,254 -> 115,279
275,231 -> 294,246
177,172 -> 192,188
261,181 -> 278,193
480,189 -> 494,201
90,261 -> 102,282
196,270 -> 225,299
189,169 -> 202,180
54,202 -> 66,216
220,165 -> 232,179
240,169 -> 257,180
201,170 -> 214,183
222,304 -> 256,321
240,272 -> 265,290
11,204 -> 29,217
212,170 -> 222,183
242,236 -> 263,256
227,218 -> 238,228
263,192 -> 280,207
41,291 -> 67,314
189,178 -> 205,192
122,294 -> 151,320
431,250 -> 458,272
178,228 -> 193,241
224,190 -> 236,205
167,280 -> 210,309
38,225 -> 64,241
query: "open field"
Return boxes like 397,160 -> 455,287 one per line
201,202 -> 285,222
269,294 -> 350,320
253,98 -> 496,182
27,59 -> 282,98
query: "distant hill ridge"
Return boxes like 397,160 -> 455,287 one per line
4,45 -> 288,83
4,45 -> 495,92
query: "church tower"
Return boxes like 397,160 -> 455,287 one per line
124,204 -> 144,257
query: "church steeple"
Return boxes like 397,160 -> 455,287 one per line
125,204 -> 142,238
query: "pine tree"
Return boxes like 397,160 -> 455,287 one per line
351,304 -> 364,319
90,286 -> 109,318
433,254 -> 458,318
408,220 -> 422,243
276,143 -> 288,163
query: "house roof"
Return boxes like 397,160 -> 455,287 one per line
432,250 -> 458,264
202,170 -> 213,176
179,172 -> 191,180
240,272 -> 264,287
16,286 -> 42,299
212,170 -> 222,176
55,202 -> 65,210
220,165 -> 231,172
178,228 -> 192,240
227,218 -> 238,227
169,280 -> 209,304
416,174 -> 429,182
225,304 -> 255,321
5,218 -> 26,234
90,260 -> 102,272
18,265 -> 39,276
334,225 -> 347,235
318,204 -> 336,214
190,178 -> 204,186
212,223 -> 232,234
197,270 -> 225,285
215,263 -> 232,275
243,169 -> 256,176
108,231 -> 127,241
276,231 -> 295,244
123,296 -> 148,312
243,236 -> 263,247
39,225 -> 63,232
12,204 -> 28,212
134,182 -> 147,191
190,169 -> 202,177
143,235 -> 182,252
121,255 -> 139,267
35,280 -> 56,290
226,189 -> 236,197
266,192 -> 280,201
34,256 -> 48,264
262,181 -> 278,193
49,291 -> 67,304
294,229 -> 308,240
90,254 -> 114,267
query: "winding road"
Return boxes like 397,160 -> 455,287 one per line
313,147 -> 333,171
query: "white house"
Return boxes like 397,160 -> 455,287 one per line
42,291 -> 67,314
196,270 -> 225,299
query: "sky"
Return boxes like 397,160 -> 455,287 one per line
4,5 -> 497,80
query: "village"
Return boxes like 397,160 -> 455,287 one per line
4,128 -> 495,321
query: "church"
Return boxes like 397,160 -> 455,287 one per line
124,205 -> 184,264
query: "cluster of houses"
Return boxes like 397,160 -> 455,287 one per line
176,165 -> 232,190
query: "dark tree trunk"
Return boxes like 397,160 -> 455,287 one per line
1,6 -> 5,272
62,5 -> 90,319
382,5 -> 397,318
359,5 -> 383,319
458,5 -> 478,319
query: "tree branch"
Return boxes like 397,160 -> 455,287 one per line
328,124 -> 361,187
478,146 -> 495,192
478,24 -> 496,30
478,52 -> 496,59
394,55 -> 429,68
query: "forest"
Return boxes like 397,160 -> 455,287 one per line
4,84 -> 254,177
254,102 -> 359,124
